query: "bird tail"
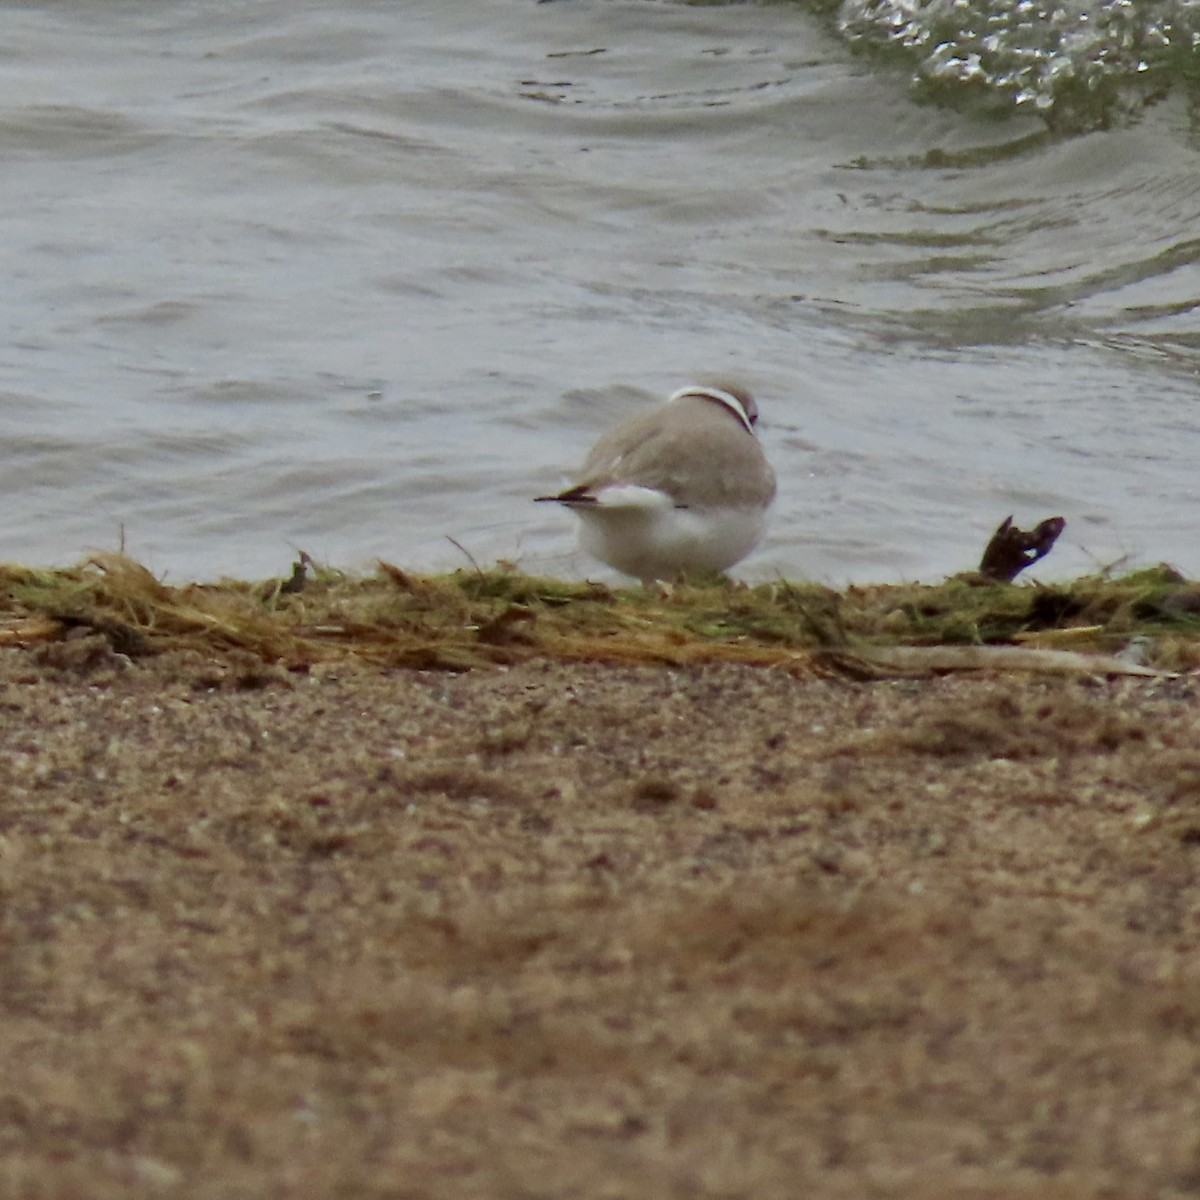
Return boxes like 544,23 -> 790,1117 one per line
534,485 -> 596,505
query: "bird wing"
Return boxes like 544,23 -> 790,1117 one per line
578,406 -> 775,509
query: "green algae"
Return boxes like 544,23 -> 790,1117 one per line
1,554 -> 1198,674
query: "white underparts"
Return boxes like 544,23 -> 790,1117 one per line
578,484 -> 675,511
574,492 -> 767,584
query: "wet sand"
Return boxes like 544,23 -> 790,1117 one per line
1,636 -> 1198,1197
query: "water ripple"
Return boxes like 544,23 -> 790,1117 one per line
837,0 -> 1200,129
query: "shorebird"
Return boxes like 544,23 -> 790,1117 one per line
536,383 -> 776,584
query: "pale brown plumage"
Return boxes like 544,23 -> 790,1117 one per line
564,384 -> 776,512
536,384 -> 777,583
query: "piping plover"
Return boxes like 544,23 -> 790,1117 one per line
536,384 -> 777,584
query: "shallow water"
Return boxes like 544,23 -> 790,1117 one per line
2,0 -> 1199,584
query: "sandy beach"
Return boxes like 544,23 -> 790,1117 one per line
1,609 -> 1198,1196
